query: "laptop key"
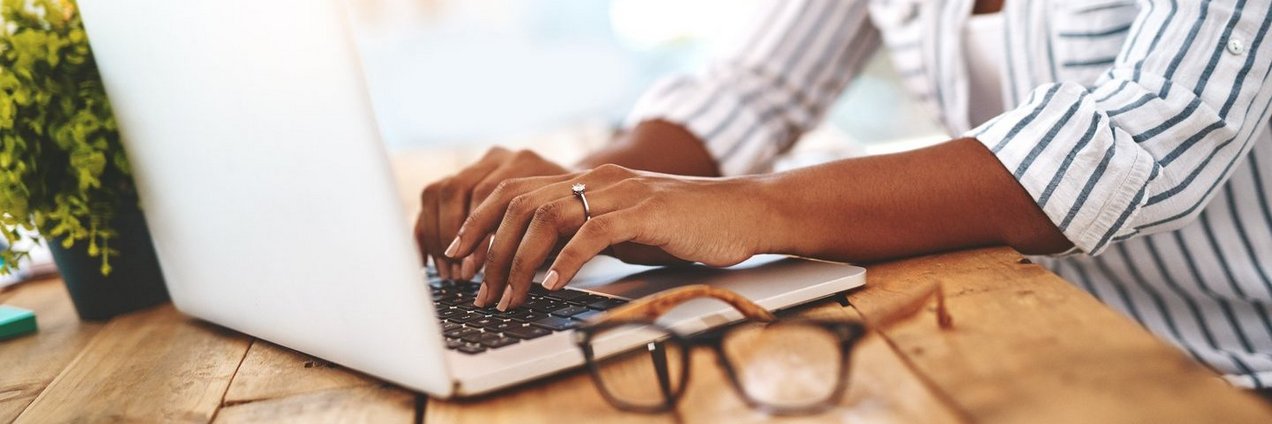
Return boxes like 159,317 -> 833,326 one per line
503,325 -> 551,340
462,332 -> 502,344
567,294 -> 608,306
444,327 -> 481,339
445,338 -> 465,349
449,312 -> 484,323
531,316 -> 578,331
441,322 -> 464,332
571,309 -> 603,322
481,336 -> 520,349
508,310 -> 546,323
525,299 -> 566,313
456,344 -> 487,355
492,309 -> 520,319
471,317 -> 505,329
586,298 -> 628,310
549,306 -> 589,318
491,321 -> 526,333
436,308 -> 462,319
546,290 -> 589,301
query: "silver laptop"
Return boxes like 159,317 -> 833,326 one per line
77,0 -> 866,397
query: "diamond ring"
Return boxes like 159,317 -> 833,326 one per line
572,183 -> 591,222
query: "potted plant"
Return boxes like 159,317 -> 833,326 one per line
0,0 -> 167,320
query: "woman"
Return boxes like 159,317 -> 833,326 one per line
415,0 -> 1272,391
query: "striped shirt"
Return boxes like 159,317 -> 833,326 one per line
624,0 -> 1272,388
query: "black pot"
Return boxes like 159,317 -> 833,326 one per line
46,203 -> 169,321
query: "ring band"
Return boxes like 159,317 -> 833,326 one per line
572,183 -> 591,222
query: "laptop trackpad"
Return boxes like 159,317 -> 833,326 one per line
553,255 -> 862,333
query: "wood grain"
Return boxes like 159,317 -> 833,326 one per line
213,385 -> 415,424
426,302 -> 965,424
14,304 -> 251,423
851,247 -> 1272,423
223,341 -> 388,405
0,278 -> 103,423
6,228 -> 1271,421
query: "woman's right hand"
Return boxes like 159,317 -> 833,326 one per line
414,147 -> 569,280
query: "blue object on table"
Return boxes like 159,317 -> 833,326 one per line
0,305 -> 37,340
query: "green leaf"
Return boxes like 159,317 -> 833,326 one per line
0,0 -> 134,276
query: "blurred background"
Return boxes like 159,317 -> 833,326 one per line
345,0 -> 945,160
3,0 -> 949,283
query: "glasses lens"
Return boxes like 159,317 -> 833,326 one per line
586,323 -> 686,409
721,321 -> 845,410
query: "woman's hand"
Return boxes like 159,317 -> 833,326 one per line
444,164 -> 782,311
414,147 -> 569,281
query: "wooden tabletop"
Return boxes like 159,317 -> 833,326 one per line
3,247 -> 1271,423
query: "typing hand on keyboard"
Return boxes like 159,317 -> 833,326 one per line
440,165 -> 762,312
429,275 -> 627,355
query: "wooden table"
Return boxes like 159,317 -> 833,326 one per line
3,247 -> 1272,423
4,144 -> 1272,423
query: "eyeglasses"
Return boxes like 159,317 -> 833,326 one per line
572,283 -> 951,415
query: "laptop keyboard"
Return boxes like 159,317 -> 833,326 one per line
428,271 -> 628,355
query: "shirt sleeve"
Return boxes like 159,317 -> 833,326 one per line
624,0 -> 881,176
970,0 -> 1272,256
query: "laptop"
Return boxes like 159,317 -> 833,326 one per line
76,0 -> 866,397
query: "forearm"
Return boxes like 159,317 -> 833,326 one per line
577,120 -> 721,177
754,138 -> 1072,262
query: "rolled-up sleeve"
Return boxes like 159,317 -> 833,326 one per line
971,0 -> 1272,256
624,0 -> 880,176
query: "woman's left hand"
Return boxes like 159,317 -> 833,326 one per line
443,164 -> 781,311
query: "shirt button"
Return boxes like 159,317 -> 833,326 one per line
1228,38 -> 1246,55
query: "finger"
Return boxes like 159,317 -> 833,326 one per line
456,158 -> 545,282
450,174 -> 572,260
475,173 -> 642,305
476,187 -> 570,307
461,235 -> 489,281
432,149 -> 511,273
452,166 -> 633,258
436,155 -> 506,259
430,178 -> 459,279
462,161 -> 532,246
413,210 -> 431,263
469,149 -> 560,209
547,208 -> 649,289
510,182 -> 638,293
416,183 -> 448,279
499,198 -> 583,309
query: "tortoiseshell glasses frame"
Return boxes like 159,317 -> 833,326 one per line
572,283 -> 951,415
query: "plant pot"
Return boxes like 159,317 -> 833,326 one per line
46,203 -> 169,321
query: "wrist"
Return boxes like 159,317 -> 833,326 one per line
729,173 -> 807,257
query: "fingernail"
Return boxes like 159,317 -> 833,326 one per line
461,257 -> 476,280
497,288 -> 513,311
444,237 -> 461,258
543,270 -> 560,290
474,284 -> 487,306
